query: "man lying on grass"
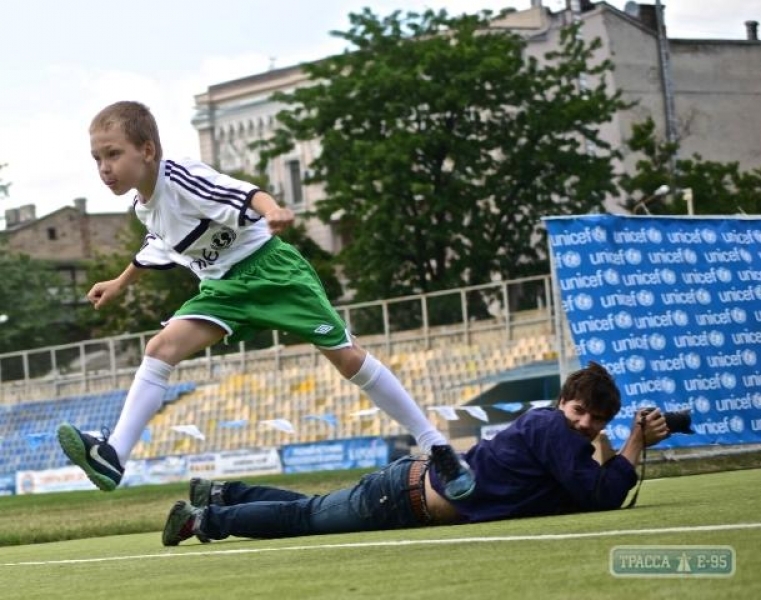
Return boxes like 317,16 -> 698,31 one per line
162,361 -> 670,545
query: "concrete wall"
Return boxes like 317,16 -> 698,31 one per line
669,40 -> 761,169
4,207 -> 127,263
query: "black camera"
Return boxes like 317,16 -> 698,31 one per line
641,407 -> 694,434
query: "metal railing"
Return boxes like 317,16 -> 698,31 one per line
0,276 -> 556,404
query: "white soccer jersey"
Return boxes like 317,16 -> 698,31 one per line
132,158 -> 272,280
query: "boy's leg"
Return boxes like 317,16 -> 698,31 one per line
57,319 -> 223,491
107,355 -> 174,463
220,243 -> 448,452
328,349 -> 476,500
343,350 -> 446,453
110,319 -> 224,463
217,241 -> 474,498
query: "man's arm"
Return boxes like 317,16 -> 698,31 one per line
529,413 -> 639,511
618,408 -> 670,469
574,409 -> 670,509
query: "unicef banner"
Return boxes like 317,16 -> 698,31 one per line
544,215 -> 761,449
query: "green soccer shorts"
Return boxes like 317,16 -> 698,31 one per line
171,237 -> 352,349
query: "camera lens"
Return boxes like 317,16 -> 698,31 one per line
664,410 -> 694,434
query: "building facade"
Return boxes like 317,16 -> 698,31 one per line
191,1 -> 761,247
1,198 -> 128,304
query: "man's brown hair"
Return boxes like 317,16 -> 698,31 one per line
90,101 -> 163,162
557,361 -> 621,422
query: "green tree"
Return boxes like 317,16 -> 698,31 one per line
0,247 -> 67,356
619,118 -> 761,215
256,9 -> 627,301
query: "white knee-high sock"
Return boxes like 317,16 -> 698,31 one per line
109,356 -> 174,465
349,353 -> 446,453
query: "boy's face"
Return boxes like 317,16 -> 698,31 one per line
558,398 -> 609,441
90,125 -> 155,197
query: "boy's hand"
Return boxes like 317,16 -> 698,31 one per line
87,279 -> 125,309
264,207 -> 295,234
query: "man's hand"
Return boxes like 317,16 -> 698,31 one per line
618,408 -> 671,468
87,279 -> 126,309
636,408 -> 671,447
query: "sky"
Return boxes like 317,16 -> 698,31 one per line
0,0 -> 758,221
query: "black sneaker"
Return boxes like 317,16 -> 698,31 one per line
162,501 -> 206,547
57,423 -> 124,492
430,444 -> 476,500
188,478 -> 226,544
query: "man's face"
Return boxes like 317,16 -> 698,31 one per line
90,125 -> 154,197
558,398 -> 609,441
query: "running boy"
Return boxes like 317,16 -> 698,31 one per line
57,101 -> 473,500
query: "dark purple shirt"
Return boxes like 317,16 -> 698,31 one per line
429,407 -> 638,523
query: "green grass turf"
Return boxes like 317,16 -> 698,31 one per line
0,468 -> 758,599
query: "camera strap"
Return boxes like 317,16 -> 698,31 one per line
624,419 -> 647,509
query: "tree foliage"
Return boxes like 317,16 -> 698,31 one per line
0,166 -> 72,358
0,246 -> 68,354
619,118 -> 761,215
256,9 -> 628,301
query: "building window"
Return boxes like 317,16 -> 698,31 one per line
47,227 -> 57,240
287,159 -> 304,207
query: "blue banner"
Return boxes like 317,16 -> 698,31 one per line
280,437 -> 389,473
0,473 -> 15,496
545,215 -> 761,448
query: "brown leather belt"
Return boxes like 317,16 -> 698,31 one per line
408,459 -> 432,525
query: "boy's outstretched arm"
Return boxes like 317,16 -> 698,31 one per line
87,263 -> 143,309
250,190 -> 294,234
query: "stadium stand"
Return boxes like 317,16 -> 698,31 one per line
0,329 -> 558,472
123,329 -> 557,458
1,279 -> 560,474
0,384 -> 195,473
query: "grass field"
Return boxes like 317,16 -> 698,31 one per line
0,465 -> 759,600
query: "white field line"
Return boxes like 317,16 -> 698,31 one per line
2,522 -> 760,567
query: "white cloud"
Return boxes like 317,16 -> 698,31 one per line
2,66 -> 196,216
1,52 -> 312,217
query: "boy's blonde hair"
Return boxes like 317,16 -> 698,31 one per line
90,101 -> 163,162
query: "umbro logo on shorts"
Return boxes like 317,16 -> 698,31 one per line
313,324 -> 335,334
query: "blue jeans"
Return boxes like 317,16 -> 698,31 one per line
203,457 -> 425,539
